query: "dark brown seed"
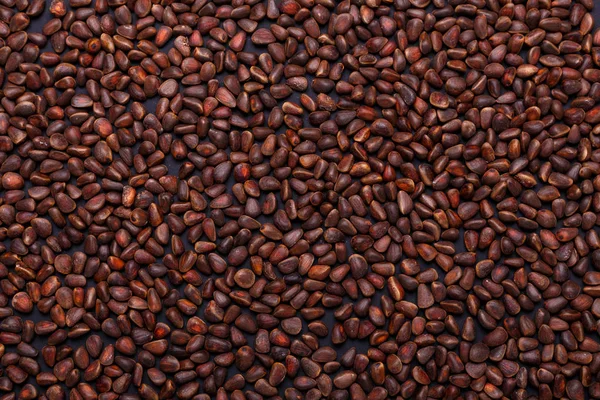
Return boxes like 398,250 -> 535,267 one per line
1,1 -> 598,399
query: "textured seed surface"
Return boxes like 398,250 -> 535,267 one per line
0,0 -> 600,399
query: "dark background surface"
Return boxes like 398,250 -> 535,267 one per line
5,1 -> 600,398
